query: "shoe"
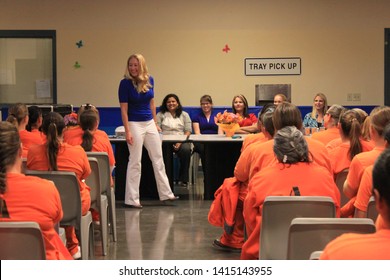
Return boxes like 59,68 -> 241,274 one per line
72,246 -> 81,259
212,239 -> 242,253
161,196 -> 179,202
123,203 -> 143,209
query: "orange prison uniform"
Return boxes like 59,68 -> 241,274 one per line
311,127 -> 340,146
213,135 -> 269,248
235,137 -> 332,184
241,162 -> 340,260
326,138 -> 342,152
0,173 -> 72,260
346,147 -> 385,197
208,178 -> 248,249
320,229 -> 390,260
329,140 -> 374,176
238,113 -> 257,127
27,143 -> 91,256
241,132 -> 265,152
31,128 -> 46,142
354,165 -> 374,212
64,127 -> 115,178
19,129 -> 45,158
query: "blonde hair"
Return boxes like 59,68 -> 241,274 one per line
124,54 -> 152,93
311,93 -> 328,119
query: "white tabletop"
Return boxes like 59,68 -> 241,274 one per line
189,134 -> 246,142
109,134 -> 188,142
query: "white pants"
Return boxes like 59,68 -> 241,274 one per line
125,120 -> 174,205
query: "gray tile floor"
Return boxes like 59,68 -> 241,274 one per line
93,174 -> 240,260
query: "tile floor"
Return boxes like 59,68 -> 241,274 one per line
92,175 -> 240,260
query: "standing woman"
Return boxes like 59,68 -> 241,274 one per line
157,93 -> 192,187
0,121 -> 72,260
303,93 -> 328,130
224,94 -> 257,134
118,54 -> 178,208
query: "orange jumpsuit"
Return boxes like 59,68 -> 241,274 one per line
342,147 -> 384,217
241,162 -> 340,260
320,229 -> 390,259
241,132 -> 265,152
19,129 -> 45,158
0,173 -> 72,260
209,135 -> 269,248
235,137 -> 332,184
354,165 -> 373,212
329,140 -> 374,176
27,143 -> 91,256
64,127 -> 115,174
311,127 -> 340,146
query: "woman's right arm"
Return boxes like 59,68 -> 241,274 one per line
120,102 -> 133,145
193,122 -> 201,134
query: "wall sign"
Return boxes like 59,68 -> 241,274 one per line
245,57 -> 301,76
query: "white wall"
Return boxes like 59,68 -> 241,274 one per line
1,0 -> 389,107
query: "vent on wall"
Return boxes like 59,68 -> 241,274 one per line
255,84 -> 291,106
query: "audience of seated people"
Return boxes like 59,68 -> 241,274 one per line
342,106 -> 390,217
241,126 -> 340,260
321,147 -> 390,260
0,121 -> 72,260
354,123 -> 390,218
27,112 -> 91,259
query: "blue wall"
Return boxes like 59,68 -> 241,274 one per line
0,105 -> 379,136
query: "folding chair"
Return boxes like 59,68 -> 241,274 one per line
259,196 -> 336,260
25,170 -> 94,260
0,221 -> 46,260
287,217 -> 376,259
86,156 -> 109,255
86,152 -> 117,242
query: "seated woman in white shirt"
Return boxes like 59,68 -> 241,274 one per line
157,93 -> 192,187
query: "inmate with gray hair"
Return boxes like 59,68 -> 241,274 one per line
273,126 -> 310,164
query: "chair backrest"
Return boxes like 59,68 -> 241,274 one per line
86,152 -> 111,193
367,196 -> 378,222
335,169 -> 349,207
0,221 -> 46,260
287,217 -> 376,260
86,157 -> 102,207
25,170 -> 82,228
259,196 -> 336,260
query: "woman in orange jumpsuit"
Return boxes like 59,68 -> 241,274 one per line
241,126 -> 340,260
321,148 -> 390,260
0,121 -> 72,260
311,104 -> 344,145
27,112 -> 91,259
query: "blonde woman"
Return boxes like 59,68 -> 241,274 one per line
303,93 -> 328,129
118,54 -> 178,208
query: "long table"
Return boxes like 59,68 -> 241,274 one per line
110,134 -> 244,200
189,135 -> 245,199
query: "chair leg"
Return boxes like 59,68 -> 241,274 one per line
109,188 -> 117,242
100,196 -> 109,256
80,211 -> 93,260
